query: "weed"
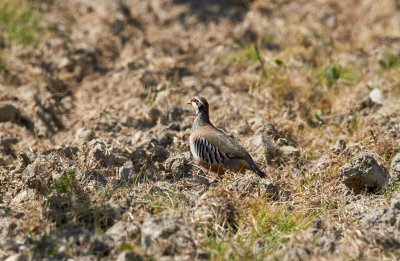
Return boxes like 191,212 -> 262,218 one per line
314,112 -> 325,126
148,195 -> 166,214
382,182 -> 400,199
226,43 -> 260,68
273,58 -> 284,67
202,235 -> 232,261
369,129 -> 377,142
322,64 -> 357,88
0,0 -> 44,46
348,109 -> 359,134
119,243 -> 134,252
324,65 -> 341,87
201,202 -> 313,260
53,169 -> 76,195
379,52 -> 400,70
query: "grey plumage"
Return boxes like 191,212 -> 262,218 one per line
188,96 -> 266,178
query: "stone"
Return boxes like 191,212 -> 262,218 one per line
11,189 -> 36,205
280,145 -> 300,158
338,153 -> 389,191
0,132 -> 18,148
227,176 -> 278,197
390,192 -> 400,210
360,192 -> 400,228
0,103 -> 20,122
92,235 -> 114,256
105,221 -> 140,242
148,108 -> 161,123
315,154 -> 330,171
4,253 -> 27,261
164,152 -> 192,178
88,139 -> 126,167
75,128 -> 94,143
390,153 -> 400,180
141,215 -> 196,256
246,135 -> 277,162
147,144 -> 169,163
329,136 -> 346,154
369,88 -> 383,104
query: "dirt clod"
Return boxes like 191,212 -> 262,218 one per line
338,153 -> 389,191
141,215 -> 196,257
390,153 -> 400,180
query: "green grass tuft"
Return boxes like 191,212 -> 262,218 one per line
322,64 -> 357,88
0,0 -> 44,46
382,182 -> 400,199
379,52 -> 400,70
53,169 -> 76,195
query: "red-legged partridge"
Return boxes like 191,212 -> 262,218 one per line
187,96 -> 266,178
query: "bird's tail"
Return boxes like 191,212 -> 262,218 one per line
248,158 -> 266,178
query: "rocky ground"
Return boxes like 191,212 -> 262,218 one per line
1,0 -> 400,260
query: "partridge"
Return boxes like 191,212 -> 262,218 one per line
187,96 -> 266,178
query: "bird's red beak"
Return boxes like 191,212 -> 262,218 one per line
187,98 -> 194,104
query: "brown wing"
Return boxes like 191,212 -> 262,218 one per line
192,125 -> 250,160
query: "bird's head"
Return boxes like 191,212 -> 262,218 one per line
187,96 -> 209,115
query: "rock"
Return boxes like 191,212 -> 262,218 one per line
148,145 -> 169,163
164,152 -> 192,178
369,88 -> 383,104
359,207 -> 387,228
141,215 -> 196,257
78,170 -> 106,186
75,128 -> 95,143
329,136 -> 346,154
390,192 -> 400,210
11,189 -> 36,205
92,235 -> 114,256
0,103 -> 20,122
283,218 -> 342,261
148,108 -> 161,123
227,176 -> 278,197
23,155 -> 51,194
280,145 -> 300,158
0,216 -> 18,256
264,123 -> 280,136
192,187 -> 238,235
131,148 -> 147,166
87,139 -> 127,167
338,153 -> 389,191
246,135 -> 277,162
315,154 -> 330,172
58,146 -> 79,158
105,221 -> 140,242
360,192 -> 400,228
0,132 -> 18,154
4,253 -> 27,261
283,244 -> 311,261
0,132 -> 18,147
390,153 -> 400,180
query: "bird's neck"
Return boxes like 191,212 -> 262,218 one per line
192,108 -> 211,129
